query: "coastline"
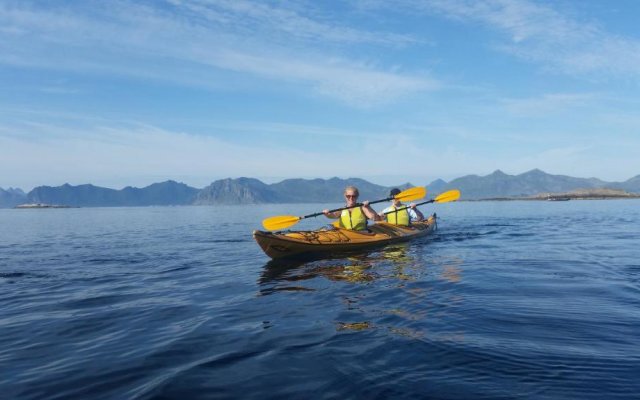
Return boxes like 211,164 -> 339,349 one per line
14,203 -> 75,209
467,188 -> 640,202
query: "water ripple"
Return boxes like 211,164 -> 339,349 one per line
2,202 -> 640,399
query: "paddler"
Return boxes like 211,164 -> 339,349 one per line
379,188 -> 424,226
323,186 -> 381,231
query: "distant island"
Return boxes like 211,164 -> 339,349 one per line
14,203 -> 74,209
483,188 -> 640,201
530,188 -> 640,201
1,169 -> 639,208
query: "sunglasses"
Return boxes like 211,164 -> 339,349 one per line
345,194 -> 358,199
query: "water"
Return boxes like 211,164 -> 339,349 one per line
1,200 -> 639,399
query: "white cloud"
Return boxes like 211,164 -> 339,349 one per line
0,1 -> 435,106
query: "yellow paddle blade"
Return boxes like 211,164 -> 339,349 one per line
395,186 -> 427,202
434,189 -> 461,203
262,215 -> 301,231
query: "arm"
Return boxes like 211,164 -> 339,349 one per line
323,209 -> 340,219
377,206 -> 390,220
409,204 -> 424,221
361,201 -> 382,221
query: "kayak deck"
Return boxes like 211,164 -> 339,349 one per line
253,214 -> 437,259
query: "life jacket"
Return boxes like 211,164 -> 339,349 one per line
386,205 -> 410,226
339,207 -> 367,230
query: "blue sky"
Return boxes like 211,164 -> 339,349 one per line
1,0 -> 639,190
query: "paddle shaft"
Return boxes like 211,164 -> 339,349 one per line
381,199 -> 434,216
303,197 -> 392,219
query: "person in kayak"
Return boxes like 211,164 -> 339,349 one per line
379,188 -> 424,226
323,186 -> 381,230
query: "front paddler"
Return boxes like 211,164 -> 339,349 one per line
323,186 -> 381,231
379,188 -> 424,226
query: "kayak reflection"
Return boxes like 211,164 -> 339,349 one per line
258,243 -> 427,293
335,254 -> 467,339
258,247 -> 467,341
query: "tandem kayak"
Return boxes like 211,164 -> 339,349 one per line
253,214 -> 437,259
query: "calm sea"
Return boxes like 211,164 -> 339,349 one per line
1,200 -> 639,399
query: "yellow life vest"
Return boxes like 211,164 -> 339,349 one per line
339,207 -> 367,230
386,206 -> 410,226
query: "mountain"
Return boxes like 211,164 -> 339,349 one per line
269,177 -> 396,204
0,187 -> 27,208
428,169 -> 636,199
194,177 -> 279,205
29,183 -> 121,207
425,179 -> 447,195
119,181 -> 199,206
611,175 -> 640,193
27,180 -> 198,207
7,178 -> 402,208
193,177 -> 399,205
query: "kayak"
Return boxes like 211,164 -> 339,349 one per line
253,214 -> 437,259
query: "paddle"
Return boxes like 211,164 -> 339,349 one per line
381,189 -> 461,216
262,186 -> 427,231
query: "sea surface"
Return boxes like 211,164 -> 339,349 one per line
1,200 -> 639,399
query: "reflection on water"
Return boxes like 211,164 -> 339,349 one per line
258,243 -> 420,288
336,321 -> 372,331
318,263 -> 378,283
258,243 -> 453,285
258,243 -> 467,338
439,256 -> 463,283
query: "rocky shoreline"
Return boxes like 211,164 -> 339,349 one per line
480,188 -> 640,201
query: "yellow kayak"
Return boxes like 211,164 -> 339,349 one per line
253,214 -> 437,259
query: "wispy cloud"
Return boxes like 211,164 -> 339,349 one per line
500,92 -> 595,116
169,0 -> 419,47
394,0 -> 640,78
0,0 -> 435,106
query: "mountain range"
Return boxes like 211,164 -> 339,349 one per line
2,169 -> 639,208
428,169 -> 640,199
